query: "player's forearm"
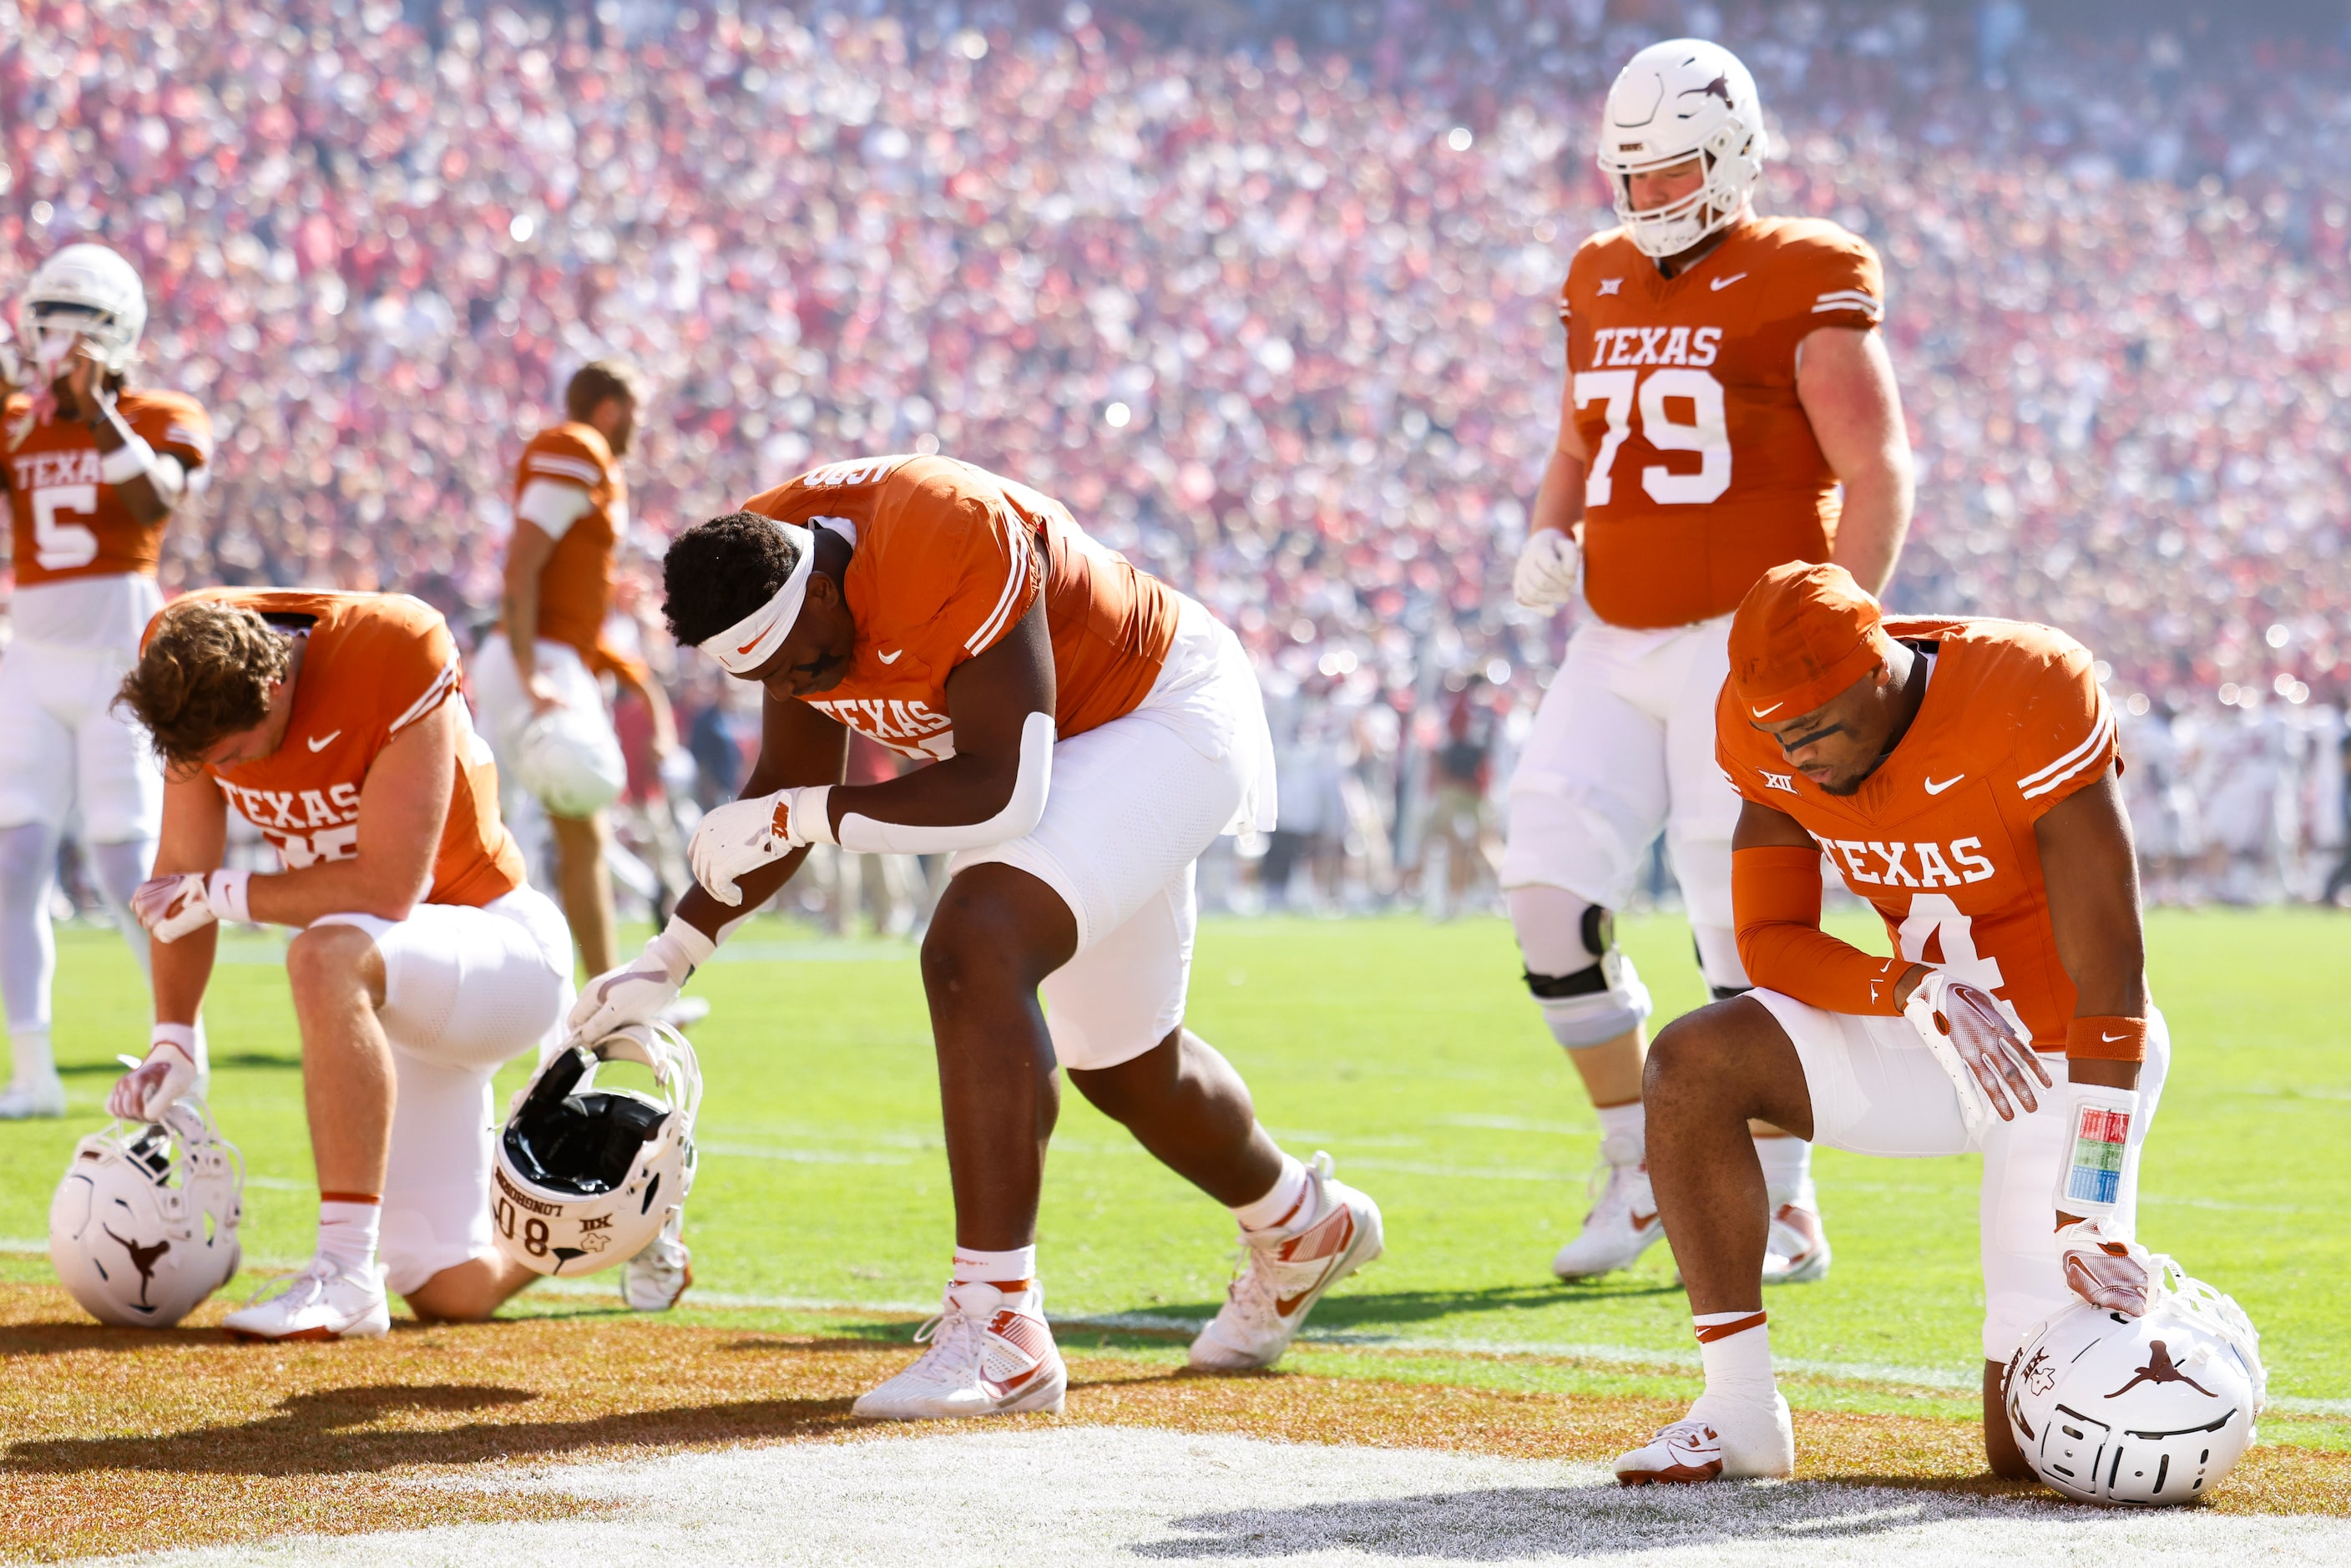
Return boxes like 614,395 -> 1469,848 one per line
502,574 -> 541,675
1732,846 -> 1909,1014
150,923 -> 216,1027
1826,457 -> 1912,599
245,857 -> 435,928
83,402 -> 179,524
1529,447 -> 1586,540
674,847 -> 810,942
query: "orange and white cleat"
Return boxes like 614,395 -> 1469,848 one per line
1614,1393 -> 1793,1485
1189,1152 -> 1384,1372
1553,1159 -> 1665,1280
852,1278 -> 1066,1420
1760,1201 -> 1832,1285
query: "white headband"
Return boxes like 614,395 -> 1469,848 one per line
699,519 -> 815,675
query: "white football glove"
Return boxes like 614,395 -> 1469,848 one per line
1511,528 -> 1581,609
1901,969 -> 2051,1136
129,869 -> 251,944
688,786 -> 831,906
567,917 -> 716,1043
107,1027 -> 201,1122
2058,1216 -> 2156,1317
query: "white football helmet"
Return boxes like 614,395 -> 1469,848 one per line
493,1022 -> 700,1277
1595,39 -> 1765,259
50,1101 -> 243,1328
512,705 -> 628,818
2005,1258 -> 2265,1506
18,243 -> 148,379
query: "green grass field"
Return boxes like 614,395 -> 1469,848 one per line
4,908 -> 2345,1448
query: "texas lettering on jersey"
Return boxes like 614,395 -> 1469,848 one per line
1717,618 -> 2118,1046
1559,215 -> 1883,630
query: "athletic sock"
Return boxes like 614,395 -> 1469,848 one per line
1752,1135 -> 1814,1211
8,1027 -> 54,1084
317,1194 -> 382,1277
1694,1309 -> 1777,1405
950,1244 -> 1037,1292
1595,1100 -> 1646,1167
1231,1153 -> 1311,1232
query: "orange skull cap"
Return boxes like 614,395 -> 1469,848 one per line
1727,562 -> 1897,723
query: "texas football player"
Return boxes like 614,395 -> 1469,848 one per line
1615,564 -> 2167,1485
1504,40 -> 1914,1283
108,591 -> 572,1339
0,244 -> 212,1118
573,453 -> 1385,1419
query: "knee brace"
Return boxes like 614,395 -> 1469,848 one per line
1507,885 -> 1652,1050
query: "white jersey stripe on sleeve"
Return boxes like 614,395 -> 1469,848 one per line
525,453 -> 604,487
963,525 -> 1031,655
388,657 -> 462,737
2017,708 -> 2116,801
1812,290 -> 1883,320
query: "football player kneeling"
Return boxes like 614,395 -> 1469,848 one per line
50,1100 -> 243,1328
491,1021 -> 700,1309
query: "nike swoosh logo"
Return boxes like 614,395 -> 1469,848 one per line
1750,703 -> 1783,717
877,648 -> 903,665
735,633 -> 766,655
306,731 -> 341,752
1631,1210 -> 1660,1230
2101,1031 -> 2128,1044
1710,272 -> 1747,291
1924,774 -> 1964,795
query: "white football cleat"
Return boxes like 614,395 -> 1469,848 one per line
622,1210 -> 692,1312
852,1279 -> 1065,1420
1760,1201 -> 1832,1285
1190,1152 -> 1384,1373
1614,1392 -> 1795,1485
1552,1160 -> 1665,1280
221,1257 -> 391,1343
0,1073 -> 66,1119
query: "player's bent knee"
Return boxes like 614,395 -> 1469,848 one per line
284,923 -> 381,1001
1514,896 -> 1653,1050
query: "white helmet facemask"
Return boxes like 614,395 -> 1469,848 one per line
17,242 -> 148,380
1595,39 -> 1766,260
50,1100 -> 244,1328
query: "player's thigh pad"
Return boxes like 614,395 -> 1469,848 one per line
1748,989 -> 1976,1157
1978,1010 -> 2172,1361
0,646 -> 82,832
311,888 -> 570,1073
1041,862 -> 1196,1072
949,706 -> 1242,956
1499,624 -> 1670,904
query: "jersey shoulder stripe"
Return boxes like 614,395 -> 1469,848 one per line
963,518 -> 1031,654
2017,700 -> 2116,800
524,452 -> 603,487
1812,289 -> 1883,320
388,656 -> 461,737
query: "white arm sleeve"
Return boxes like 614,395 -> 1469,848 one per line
834,711 -> 1054,855
515,478 -> 596,540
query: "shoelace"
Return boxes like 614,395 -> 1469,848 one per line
242,1257 -> 337,1311
904,1299 -> 987,1379
1647,1418 -> 1716,1450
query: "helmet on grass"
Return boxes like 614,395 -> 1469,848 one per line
50,1100 -> 243,1328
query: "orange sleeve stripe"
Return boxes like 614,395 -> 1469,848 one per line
2065,1015 -> 2147,1064
1732,846 -> 1906,1017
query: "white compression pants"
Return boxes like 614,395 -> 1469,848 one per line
1,822 -> 154,1035
1752,988 -> 2171,1361
311,887 -> 570,1294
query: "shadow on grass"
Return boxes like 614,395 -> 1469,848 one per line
1064,1281 -> 1685,1343
3,1380 -> 861,1476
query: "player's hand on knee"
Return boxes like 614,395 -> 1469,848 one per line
1511,528 -> 1581,609
107,1031 -> 199,1122
687,788 -> 820,905
2057,1217 -> 2155,1317
1903,970 -> 2050,1127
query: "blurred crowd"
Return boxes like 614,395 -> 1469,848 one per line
3,0 -> 2348,914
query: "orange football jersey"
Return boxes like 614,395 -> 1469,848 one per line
152,589 -> 526,908
510,420 -> 631,672
1716,617 -> 2119,1049
737,454 -> 1180,759
1558,215 -> 1883,629
4,389 -> 212,586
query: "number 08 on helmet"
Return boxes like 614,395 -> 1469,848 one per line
491,1022 -> 700,1276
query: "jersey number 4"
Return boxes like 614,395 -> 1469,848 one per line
32,485 -> 101,571
1896,893 -> 2007,993
1575,370 -> 1731,507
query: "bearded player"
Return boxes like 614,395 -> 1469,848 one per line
106,590 -> 579,1339
569,453 -> 1384,1419
1615,563 -> 2166,1483
0,245 -> 211,1118
1505,40 -> 1914,1282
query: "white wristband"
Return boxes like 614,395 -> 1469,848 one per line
99,432 -> 157,487
789,785 -> 837,846
150,1021 -> 199,1059
653,912 -> 718,977
2053,1081 -> 2141,1218
205,868 -> 252,925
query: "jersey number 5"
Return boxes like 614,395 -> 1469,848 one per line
1575,370 -> 1732,507
32,485 -> 101,571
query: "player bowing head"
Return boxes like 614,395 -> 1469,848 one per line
109,590 -> 576,1340
1615,563 -> 2168,1488
580,453 -> 1384,1419
1499,38 -> 1914,1287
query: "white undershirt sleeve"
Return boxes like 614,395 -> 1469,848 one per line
515,478 -> 596,541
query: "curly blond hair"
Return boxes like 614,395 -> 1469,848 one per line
115,599 -> 291,771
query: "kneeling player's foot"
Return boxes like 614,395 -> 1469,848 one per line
1615,1393 -> 1794,1485
222,1257 -> 391,1343
1190,1152 -> 1384,1373
852,1279 -> 1065,1420
1760,1202 -> 1831,1286
1552,1160 -> 1664,1280
657,996 -> 711,1030
622,1216 -> 691,1312
0,1073 -> 66,1120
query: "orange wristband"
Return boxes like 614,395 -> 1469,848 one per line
2065,1015 -> 2146,1063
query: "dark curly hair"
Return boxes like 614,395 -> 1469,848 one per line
116,599 -> 292,771
662,512 -> 802,648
